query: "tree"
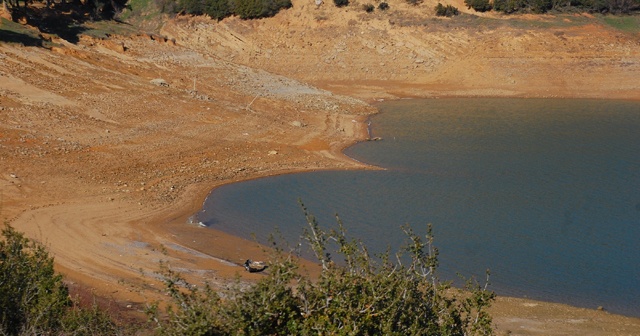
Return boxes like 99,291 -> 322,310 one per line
435,2 -> 460,16
204,0 -> 231,20
179,0 -> 205,14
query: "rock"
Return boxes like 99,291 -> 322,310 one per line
150,78 -> 169,87
268,150 -> 278,155
291,120 -> 305,127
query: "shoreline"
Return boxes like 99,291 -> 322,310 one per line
8,93 -> 640,327
177,96 -> 640,319
7,88 -> 640,333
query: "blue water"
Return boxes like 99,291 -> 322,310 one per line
197,98 -> 640,317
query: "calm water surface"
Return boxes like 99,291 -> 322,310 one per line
197,98 -> 640,317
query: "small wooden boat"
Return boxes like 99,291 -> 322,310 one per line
243,259 -> 267,273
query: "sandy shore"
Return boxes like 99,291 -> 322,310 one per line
3,6 -> 640,334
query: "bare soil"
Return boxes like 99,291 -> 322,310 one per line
1,1 -> 640,334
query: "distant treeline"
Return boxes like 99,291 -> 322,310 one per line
158,0 -> 292,20
2,0 -> 128,19
465,0 -> 640,13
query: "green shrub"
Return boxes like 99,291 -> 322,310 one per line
204,0 -> 231,20
378,1 -> 389,9
492,0 -> 525,12
231,0 -> 291,19
60,303 -> 121,336
529,0 -> 553,12
146,263 -> 227,335
435,2 -> 460,16
465,0 -> 492,11
179,0 -> 205,14
264,0 -> 293,17
0,224 -> 71,335
149,208 -> 495,335
363,3 -> 375,12
0,224 -> 122,336
570,0 -> 607,11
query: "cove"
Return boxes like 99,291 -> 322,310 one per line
196,98 -> 640,317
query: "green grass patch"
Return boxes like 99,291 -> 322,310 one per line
128,0 -> 153,12
1,17 -> 37,36
602,15 -> 640,33
118,0 -> 161,22
503,14 -> 593,29
82,20 -> 139,38
423,13 -> 595,33
0,17 -> 43,45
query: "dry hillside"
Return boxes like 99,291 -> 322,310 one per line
162,1 -> 640,101
1,1 -> 640,334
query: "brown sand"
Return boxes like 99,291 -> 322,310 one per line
2,3 -> 640,334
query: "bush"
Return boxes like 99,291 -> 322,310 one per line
363,3 -> 375,12
333,0 -> 349,7
204,0 -> 231,20
148,208 -> 495,335
0,224 -> 71,335
465,0 -> 492,11
378,1 -> 389,9
230,0 -> 291,19
492,0 -> 526,12
0,224 -> 121,336
261,0 -> 293,17
60,303 -> 121,336
572,0 -> 608,12
146,263 -> 227,335
230,0 -> 263,18
530,0 -> 553,12
179,0 -> 205,14
435,2 -> 460,16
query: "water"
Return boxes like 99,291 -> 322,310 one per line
197,98 -> 640,317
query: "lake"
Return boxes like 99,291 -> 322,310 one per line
196,98 -> 640,317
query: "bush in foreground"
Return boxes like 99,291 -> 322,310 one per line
0,224 -> 71,335
148,207 -> 495,335
0,224 -> 121,336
